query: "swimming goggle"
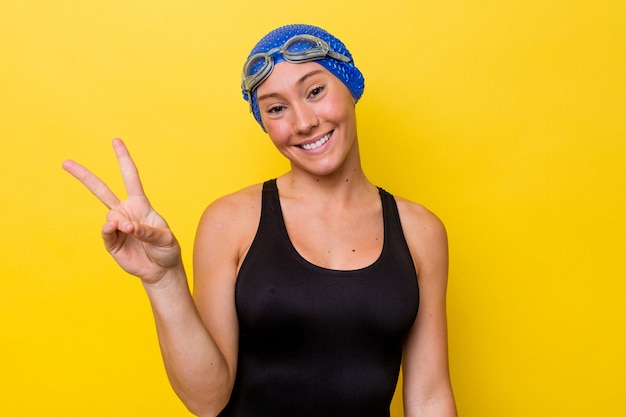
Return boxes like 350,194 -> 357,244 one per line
241,34 -> 352,109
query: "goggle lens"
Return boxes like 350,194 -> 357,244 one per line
282,36 -> 328,61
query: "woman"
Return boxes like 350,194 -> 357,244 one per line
63,24 -> 457,417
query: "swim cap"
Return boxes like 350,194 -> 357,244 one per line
241,24 -> 365,130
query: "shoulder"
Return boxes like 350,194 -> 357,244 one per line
195,182 -> 264,262
392,195 -> 448,277
393,195 -> 447,242
199,182 -> 264,225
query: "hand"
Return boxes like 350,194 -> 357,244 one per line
62,138 -> 182,285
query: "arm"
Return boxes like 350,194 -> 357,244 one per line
396,199 -> 457,417
62,139 -> 237,416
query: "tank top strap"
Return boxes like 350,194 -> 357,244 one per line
260,178 -> 280,225
378,187 -> 412,260
262,178 -> 278,193
253,179 -> 286,246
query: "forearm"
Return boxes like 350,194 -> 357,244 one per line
403,389 -> 457,417
143,266 -> 233,416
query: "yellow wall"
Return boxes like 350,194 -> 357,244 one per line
1,1 -> 624,415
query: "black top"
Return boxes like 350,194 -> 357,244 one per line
218,179 -> 419,417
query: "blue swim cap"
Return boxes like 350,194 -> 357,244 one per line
241,24 -> 365,130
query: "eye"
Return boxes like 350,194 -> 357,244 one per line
309,85 -> 325,99
267,104 -> 286,114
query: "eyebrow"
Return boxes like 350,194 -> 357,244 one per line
257,69 -> 324,102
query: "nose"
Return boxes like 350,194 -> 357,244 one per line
291,102 -> 318,134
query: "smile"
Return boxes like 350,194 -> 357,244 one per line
300,132 -> 332,151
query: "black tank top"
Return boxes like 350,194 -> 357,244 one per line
218,179 -> 419,417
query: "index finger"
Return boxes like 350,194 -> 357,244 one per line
111,138 -> 146,199
62,159 -> 121,209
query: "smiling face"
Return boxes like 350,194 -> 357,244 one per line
256,61 -> 360,179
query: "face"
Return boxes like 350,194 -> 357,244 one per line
256,61 -> 359,178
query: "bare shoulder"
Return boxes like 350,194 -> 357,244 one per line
194,183 -> 264,267
393,196 -> 448,277
393,196 -> 447,241
199,183 -> 263,228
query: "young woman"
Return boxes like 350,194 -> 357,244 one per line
63,24 -> 457,417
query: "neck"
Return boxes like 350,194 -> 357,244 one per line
278,165 -> 376,208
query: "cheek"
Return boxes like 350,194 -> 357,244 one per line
264,119 -> 291,145
322,87 -> 356,122
324,100 -> 355,127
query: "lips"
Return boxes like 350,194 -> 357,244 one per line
299,132 -> 332,151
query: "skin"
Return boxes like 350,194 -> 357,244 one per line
63,60 -> 457,417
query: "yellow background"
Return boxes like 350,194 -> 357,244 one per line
1,1 -> 624,416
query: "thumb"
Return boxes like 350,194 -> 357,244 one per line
132,222 -> 174,247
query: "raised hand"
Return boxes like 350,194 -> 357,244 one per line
62,139 -> 182,285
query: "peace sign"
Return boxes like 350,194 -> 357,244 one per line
63,139 -> 182,285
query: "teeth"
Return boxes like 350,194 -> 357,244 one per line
301,133 -> 331,150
